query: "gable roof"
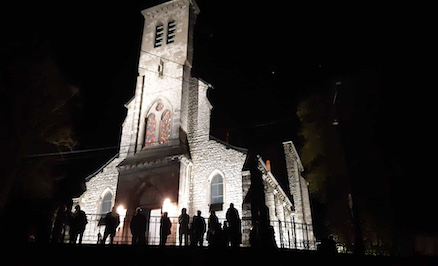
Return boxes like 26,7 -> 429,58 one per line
85,153 -> 119,182
209,135 -> 248,154
256,154 -> 294,211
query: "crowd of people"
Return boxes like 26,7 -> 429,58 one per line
49,203 -> 244,248
50,204 -> 121,245
151,203 -> 242,248
49,203 -> 319,251
50,205 -> 88,244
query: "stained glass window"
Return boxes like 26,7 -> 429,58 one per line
156,101 -> 164,111
145,113 -> 156,145
159,110 -> 171,144
211,174 -> 223,204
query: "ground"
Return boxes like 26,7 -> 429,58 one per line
7,244 -> 438,266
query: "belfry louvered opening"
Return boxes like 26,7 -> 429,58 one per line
154,24 -> 164,47
167,20 -> 176,44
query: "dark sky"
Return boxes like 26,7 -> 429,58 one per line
4,0 -> 428,147
2,0 -> 436,238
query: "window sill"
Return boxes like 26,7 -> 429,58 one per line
209,203 -> 223,212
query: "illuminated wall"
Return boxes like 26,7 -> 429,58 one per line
73,0 -> 315,249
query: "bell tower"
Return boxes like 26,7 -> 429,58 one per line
140,0 -> 198,67
122,0 -> 200,156
116,0 -> 200,241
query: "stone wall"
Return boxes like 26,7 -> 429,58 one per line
74,0 -> 257,247
187,78 -> 248,220
282,141 -> 315,248
73,156 -> 124,244
127,0 -> 198,155
283,141 -> 304,222
189,139 -> 247,219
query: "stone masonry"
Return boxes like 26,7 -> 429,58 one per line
73,0 -> 315,249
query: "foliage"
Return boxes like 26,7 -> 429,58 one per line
296,92 -> 353,248
296,71 -> 403,255
296,92 -> 348,200
1,30 -> 79,242
4,45 -> 79,200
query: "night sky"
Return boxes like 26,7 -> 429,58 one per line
2,0 -> 436,243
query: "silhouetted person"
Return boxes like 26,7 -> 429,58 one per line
207,210 -> 221,247
268,225 -> 278,249
130,207 -> 146,245
249,221 -> 261,248
191,210 -> 206,247
256,206 -> 277,249
222,221 -> 230,248
327,235 -> 338,254
160,212 -> 172,246
51,205 -> 68,243
226,203 -> 242,248
101,207 -> 120,245
178,208 -> 189,246
69,205 -> 87,244
319,235 -> 338,255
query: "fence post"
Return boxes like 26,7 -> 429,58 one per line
292,219 -> 297,248
71,213 -> 315,249
278,220 -> 283,248
304,223 -> 309,249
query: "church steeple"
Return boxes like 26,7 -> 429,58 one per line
123,0 -> 200,156
76,0 -> 314,249
140,0 -> 199,66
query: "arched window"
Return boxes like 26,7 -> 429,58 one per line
145,113 -> 156,145
101,191 -> 113,215
210,174 -> 224,211
143,100 -> 172,147
159,110 -> 171,144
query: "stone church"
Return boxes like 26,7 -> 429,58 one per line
74,0 -> 315,249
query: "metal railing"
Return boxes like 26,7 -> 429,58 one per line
52,213 -> 316,250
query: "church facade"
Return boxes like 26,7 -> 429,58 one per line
74,0 -> 315,249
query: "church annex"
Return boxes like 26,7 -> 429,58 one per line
74,0 -> 315,249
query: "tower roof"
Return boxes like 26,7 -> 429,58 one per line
140,0 -> 200,15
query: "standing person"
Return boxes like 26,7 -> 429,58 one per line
249,221 -> 261,248
207,210 -> 220,247
51,205 -> 68,244
178,208 -> 189,246
130,207 -> 147,245
319,235 -> 338,255
101,207 -> 120,245
159,212 -> 172,246
69,205 -> 88,245
226,203 -> 242,248
191,210 -> 206,247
